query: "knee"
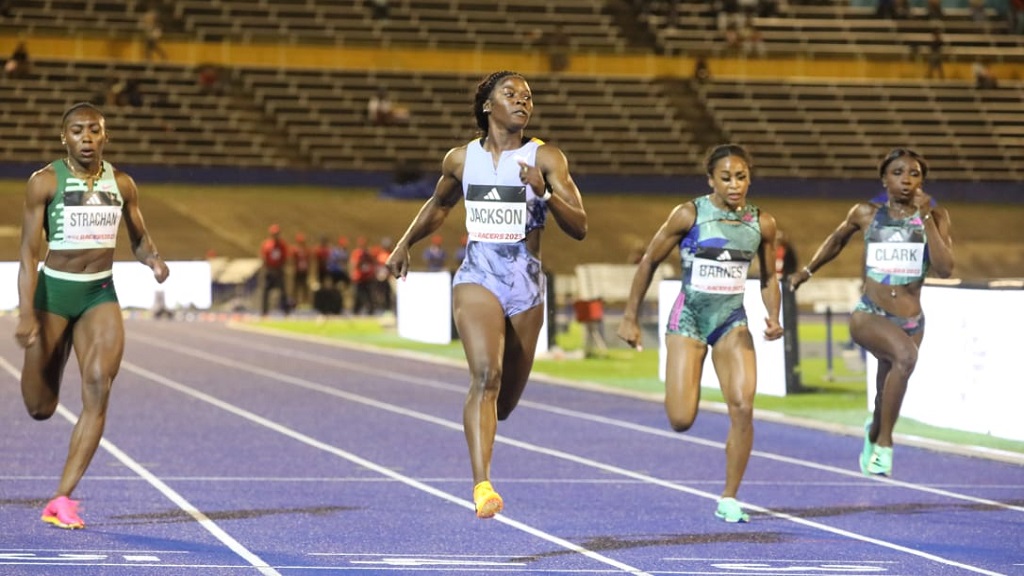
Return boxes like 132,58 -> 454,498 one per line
666,407 -> 697,432
668,417 -> 694,433
467,363 -> 502,398
80,370 -> 114,408
26,402 -> 57,421
725,397 -> 755,425
890,348 -> 919,377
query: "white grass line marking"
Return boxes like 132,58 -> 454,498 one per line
0,357 -> 281,576
130,337 -> 1007,576
121,360 -> 652,576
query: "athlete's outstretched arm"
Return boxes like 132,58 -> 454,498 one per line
387,146 -> 466,279
617,202 -> 695,350
790,202 -> 872,291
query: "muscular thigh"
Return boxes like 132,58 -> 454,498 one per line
850,311 -> 919,363
710,326 -> 756,403
22,311 -> 75,393
454,284 -> 507,372
72,302 -> 125,376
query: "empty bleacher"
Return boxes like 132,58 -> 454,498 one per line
694,77 -> 1024,181
1,1 -> 1022,182
2,58 -> 1022,181
644,0 -> 1024,62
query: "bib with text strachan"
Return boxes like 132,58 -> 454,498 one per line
47,160 -> 123,250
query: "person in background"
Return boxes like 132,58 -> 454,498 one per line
16,102 -> 169,529
260,224 -> 290,316
350,236 -> 377,315
291,233 -> 311,310
774,228 -> 798,279
617,143 -> 782,524
423,234 -> 448,272
3,41 -> 30,79
790,148 -> 953,477
385,71 -> 587,519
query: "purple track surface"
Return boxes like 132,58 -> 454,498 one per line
1,318 -> 1022,576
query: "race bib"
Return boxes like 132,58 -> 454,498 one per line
690,258 -> 749,294
465,184 -> 527,243
866,241 -> 925,276
62,188 -> 122,247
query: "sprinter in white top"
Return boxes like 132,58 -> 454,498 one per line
386,71 -> 587,519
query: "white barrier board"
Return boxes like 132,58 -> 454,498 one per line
866,286 -> 1023,442
0,261 -> 212,311
395,271 -> 548,352
658,279 -> 787,397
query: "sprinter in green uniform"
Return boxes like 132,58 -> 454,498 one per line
16,102 -> 169,529
618,144 -> 783,523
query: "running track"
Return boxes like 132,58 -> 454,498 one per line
1,318 -> 1022,576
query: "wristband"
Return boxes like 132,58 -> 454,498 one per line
803,266 -> 813,278
541,183 -> 552,202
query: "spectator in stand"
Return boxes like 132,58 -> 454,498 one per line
1010,0 -> 1024,34
260,224 -> 290,316
4,41 -> 30,79
693,55 -> 712,85
973,60 -> 999,89
925,30 -> 944,80
368,88 -> 393,126
369,0 -> 389,20
291,233 -> 311,310
141,4 -> 167,61
543,24 -> 571,73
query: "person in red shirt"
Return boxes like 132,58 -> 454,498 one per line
260,224 -> 290,316
291,233 -> 311,310
350,236 -> 377,315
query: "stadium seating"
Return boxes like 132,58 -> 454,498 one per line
643,0 -> 1024,62
1,0 -> 1022,181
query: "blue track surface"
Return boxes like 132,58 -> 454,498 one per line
1,318 -> 1022,575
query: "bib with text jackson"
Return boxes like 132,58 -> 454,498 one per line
465,184 -> 527,243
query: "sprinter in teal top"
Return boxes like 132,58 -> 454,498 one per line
618,144 -> 783,525
670,194 -> 762,345
790,148 -> 954,479
15,102 -> 169,530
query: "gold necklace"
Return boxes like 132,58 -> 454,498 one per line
64,158 -> 102,193
64,158 -> 101,182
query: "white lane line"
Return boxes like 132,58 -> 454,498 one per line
146,330 -> 1024,512
121,361 -> 652,576
129,336 -> 1009,576
0,357 -> 281,576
